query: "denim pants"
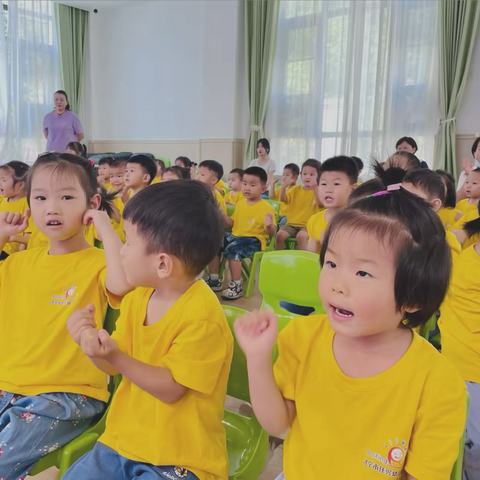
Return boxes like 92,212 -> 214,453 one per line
64,442 -> 200,480
0,389 -> 104,480
464,381 -> 480,480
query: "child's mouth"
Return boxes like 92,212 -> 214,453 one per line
332,305 -> 354,318
47,221 -> 62,227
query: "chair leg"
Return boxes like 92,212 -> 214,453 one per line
245,252 -> 263,298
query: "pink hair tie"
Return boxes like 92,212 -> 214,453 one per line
89,158 -> 94,166
387,183 -> 402,191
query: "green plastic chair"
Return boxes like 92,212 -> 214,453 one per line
451,392 -> 470,480
259,250 -> 325,315
156,156 -> 171,167
30,307 -> 121,478
222,306 -> 270,479
285,237 -> 297,250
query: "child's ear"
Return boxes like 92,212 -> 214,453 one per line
261,184 -> 267,193
431,198 -> 442,213
351,183 -> 358,191
156,253 -> 174,279
143,174 -> 151,184
90,193 -> 101,210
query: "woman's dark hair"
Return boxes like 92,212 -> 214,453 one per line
0,161 -> 30,186
302,158 -> 322,184
321,188 -> 451,329
175,156 -> 192,169
54,90 -> 70,111
403,170 -> 445,204
396,136 -> 418,153
65,142 -> 86,156
27,152 -> 115,217
464,202 -> 480,239
435,170 -> 457,208
471,137 -> 480,157
256,138 -> 270,154
123,181 -> 224,276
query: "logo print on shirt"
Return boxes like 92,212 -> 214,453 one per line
246,218 -> 255,225
51,284 -> 78,306
363,438 -> 408,476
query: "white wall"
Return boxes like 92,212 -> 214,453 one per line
87,0 -> 246,143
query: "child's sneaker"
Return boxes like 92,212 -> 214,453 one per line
206,276 -> 223,292
221,281 -> 243,300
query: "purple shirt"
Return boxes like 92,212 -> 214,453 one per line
43,110 -> 83,152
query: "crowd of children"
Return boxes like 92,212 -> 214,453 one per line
0,135 -> 478,480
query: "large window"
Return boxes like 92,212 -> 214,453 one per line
0,0 -> 59,163
265,0 -> 439,173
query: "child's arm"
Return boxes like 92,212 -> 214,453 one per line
0,211 -> 30,252
280,179 -> 295,203
84,210 -> 132,297
121,187 -> 131,206
234,310 -> 296,436
451,228 -> 467,245
223,210 -> 234,228
8,233 -> 30,245
312,184 -> 324,208
110,201 -> 121,224
265,212 -> 276,237
269,178 -> 278,199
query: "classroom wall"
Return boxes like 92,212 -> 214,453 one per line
86,0 -> 247,171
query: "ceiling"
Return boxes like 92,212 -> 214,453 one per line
55,1 -> 165,12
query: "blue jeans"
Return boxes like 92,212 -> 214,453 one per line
64,442 -> 200,480
223,233 -> 261,261
464,382 -> 480,480
0,389 -> 104,479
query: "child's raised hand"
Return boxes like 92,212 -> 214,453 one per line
462,158 -> 474,174
265,212 -> 274,227
67,304 -> 97,345
272,177 -> 279,186
0,210 -> 30,242
121,187 -> 131,205
83,209 -> 112,241
234,310 -> 278,358
80,328 -> 119,360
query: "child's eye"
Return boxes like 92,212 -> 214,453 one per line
357,270 -> 372,278
326,260 -> 337,269
35,196 -> 46,201
62,195 -> 73,200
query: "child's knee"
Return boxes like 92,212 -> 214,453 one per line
297,230 -> 308,242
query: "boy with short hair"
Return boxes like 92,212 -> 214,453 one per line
152,159 -> 165,184
98,156 -> 114,190
64,181 -> 233,480
124,154 -> 157,200
208,167 -> 276,299
197,160 -> 227,213
225,168 -> 245,205
306,156 -> 358,253
270,163 -> 299,225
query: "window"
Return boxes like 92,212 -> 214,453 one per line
265,1 -> 439,173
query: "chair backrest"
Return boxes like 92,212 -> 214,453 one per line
104,306 -> 120,335
157,156 -> 171,167
266,199 -> 280,217
451,392 -> 470,480
226,203 -> 236,218
259,250 -> 325,315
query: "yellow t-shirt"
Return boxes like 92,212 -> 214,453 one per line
216,179 -> 226,195
272,186 -> 289,217
306,209 -> 328,241
111,197 -> 125,243
274,316 -> 466,480
0,247 -> 121,402
231,199 -> 276,250
100,280 -> 233,479
214,189 -> 226,213
437,207 -> 463,230
439,245 -> 480,383
225,190 -> 244,205
151,176 -> 162,184
0,197 -> 31,255
451,209 -> 479,249
102,182 -> 112,191
456,198 -> 478,215
445,230 -> 461,260
27,224 -> 97,249
285,185 -> 320,227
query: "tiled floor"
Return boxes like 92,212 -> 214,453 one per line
26,278 -> 284,480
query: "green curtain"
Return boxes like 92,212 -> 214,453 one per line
244,0 -> 280,166
436,0 -> 480,176
54,3 -> 88,115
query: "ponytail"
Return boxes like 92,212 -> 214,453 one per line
97,186 -> 117,219
464,204 -> 480,238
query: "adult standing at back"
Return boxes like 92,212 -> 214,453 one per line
43,90 -> 84,152
248,138 -> 276,191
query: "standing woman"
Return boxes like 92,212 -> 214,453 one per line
43,90 -> 84,152
249,138 -> 276,193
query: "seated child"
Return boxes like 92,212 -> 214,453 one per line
270,163 -> 299,225
306,156 -> 358,254
109,159 -> 128,242
439,211 -> 480,480
152,159 -> 165,184
162,166 -> 187,181
175,156 -> 195,178
97,156 -> 113,190
63,181 -> 233,480
207,167 -> 276,299
124,154 -> 157,200
451,202 -> 480,250
196,160 -> 227,213
275,159 -> 322,251
225,168 -> 245,205
235,186 -> 466,480
0,160 -> 31,258
402,169 -> 462,259
456,168 -> 480,215
0,153 -> 130,479
435,169 -> 463,229
65,141 -> 86,156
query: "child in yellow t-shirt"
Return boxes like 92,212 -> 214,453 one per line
124,154 -> 157,202
196,160 -> 227,213
225,168 -> 245,205
435,169 -> 464,229
457,168 -> 480,215
97,156 -> 113,191
64,180 -> 233,480
269,163 -> 300,224
108,159 -> 127,242
306,156 -> 358,254
235,187 -> 466,480
0,152 -> 130,478
439,213 -> 480,479
275,159 -> 322,250
208,167 -> 276,299
402,169 -> 462,259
